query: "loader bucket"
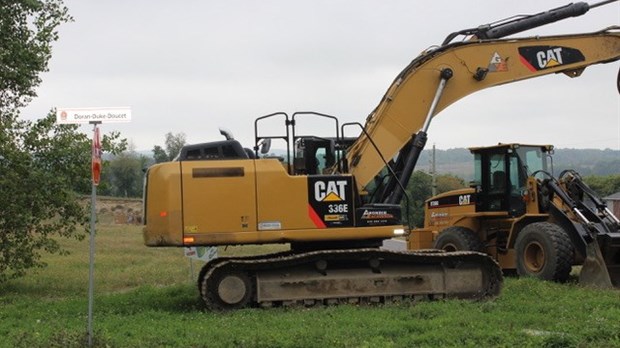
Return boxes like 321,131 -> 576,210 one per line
579,233 -> 620,288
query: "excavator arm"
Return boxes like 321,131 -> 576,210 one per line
346,28 -> 620,196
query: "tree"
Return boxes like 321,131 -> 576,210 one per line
0,112 -> 126,281
402,171 -> 433,228
152,132 -> 186,163
152,145 -> 169,163
0,1 -> 71,110
436,174 -> 467,193
0,1 -> 125,281
584,174 -> 620,197
106,151 -> 149,197
403,171 -> 466,227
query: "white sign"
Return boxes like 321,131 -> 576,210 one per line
56,107 -> 132,124
184,246 -> 218,262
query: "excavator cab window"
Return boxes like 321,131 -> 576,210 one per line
294,137 -> 336,175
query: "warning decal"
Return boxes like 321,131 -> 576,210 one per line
488,52 -> 509,72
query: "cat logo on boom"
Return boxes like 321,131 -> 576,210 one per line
518,45 -> 585,72
314,180 -> 347,202
535,47 -> 564,68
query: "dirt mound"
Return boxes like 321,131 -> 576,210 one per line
91,197 -> 142,224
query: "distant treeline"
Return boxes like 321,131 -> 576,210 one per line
417,147 -> 619,180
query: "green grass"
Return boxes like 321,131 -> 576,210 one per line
0,224 -> 619,347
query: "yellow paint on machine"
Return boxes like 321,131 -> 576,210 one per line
180,160 -> 257,234
143,158 -> 398,247
142,162 -> 183,246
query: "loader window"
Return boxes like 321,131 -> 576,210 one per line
487,153 -> 508,211
489,154 -> 507,193
516,147 -> 546,177
508,153 -> 527,216
508,155 -> 521,193
473,154 -> 482,187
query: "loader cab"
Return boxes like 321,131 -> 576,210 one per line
471,144 -> 552,216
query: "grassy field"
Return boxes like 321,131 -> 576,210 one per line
0,224 -> 619,347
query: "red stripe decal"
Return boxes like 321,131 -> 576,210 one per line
519,54 -> 537,72
308,204 -> 327,229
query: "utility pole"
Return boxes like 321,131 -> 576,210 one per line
431,144 -> 437,196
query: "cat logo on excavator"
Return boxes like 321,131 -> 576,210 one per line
518,46 -> 585,71
314,180 -> 347,202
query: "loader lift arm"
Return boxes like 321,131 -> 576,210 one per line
539,170 -> 620,286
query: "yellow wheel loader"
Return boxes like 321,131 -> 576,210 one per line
143,2 -> 620,309
409,144 -> 620,288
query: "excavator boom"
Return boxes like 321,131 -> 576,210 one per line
346,29 -> 620,194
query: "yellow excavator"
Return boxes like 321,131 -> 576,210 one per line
143,2 -> 620,309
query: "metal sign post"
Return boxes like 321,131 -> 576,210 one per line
87,121 -> 101,347
55,107 -> 130,348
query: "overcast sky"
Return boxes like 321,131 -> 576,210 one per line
22,0 -> 620,152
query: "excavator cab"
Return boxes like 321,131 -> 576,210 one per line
294,137 -> 337,175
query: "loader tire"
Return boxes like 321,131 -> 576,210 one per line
515,222 -> 573,282
433,226 -> 484,252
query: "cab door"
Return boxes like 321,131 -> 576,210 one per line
477,152 -> 509,212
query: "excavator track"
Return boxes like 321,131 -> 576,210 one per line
196,250 -> 294,293
198,249 -> 502,310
